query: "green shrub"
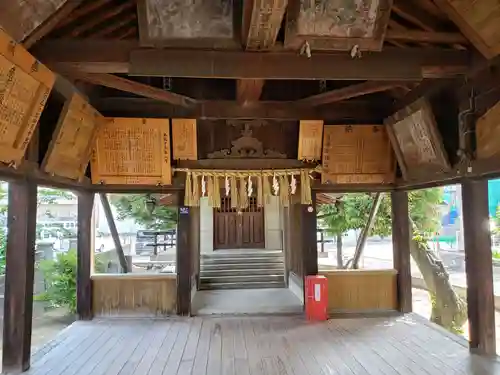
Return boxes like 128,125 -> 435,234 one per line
0,227 -> 5,275
35,250 -> 78,313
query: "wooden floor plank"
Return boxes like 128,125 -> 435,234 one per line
22,314 -> 500,375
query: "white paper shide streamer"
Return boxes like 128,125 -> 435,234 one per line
201,175 -> 206,197
225,175 -> 230,196
290,174 -> 297,195
272,173 -> 279,195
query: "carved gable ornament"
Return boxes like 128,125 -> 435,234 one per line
285,0 -> 393,51
208,120 -> 286,159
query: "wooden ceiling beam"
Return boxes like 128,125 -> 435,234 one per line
55,0 -> 115,30
69,0 -> 135,37
63,71 -> 197,107
92,97 -> 384,121
385,29 -> 467,44
116,27 -> 137,40
297,81 -> 407,107
33,41 -> 472,80
243,0 -> 287,50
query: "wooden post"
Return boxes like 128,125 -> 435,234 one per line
99,193 -> 128,273
302,194 -> 318,276
77,190 -> 94,320
2,181 -> 38,373
176,190 -> 192,316
462,179 -> 496,355
391,190 -> 412,313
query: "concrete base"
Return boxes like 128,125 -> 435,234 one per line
191,288 -> 303,315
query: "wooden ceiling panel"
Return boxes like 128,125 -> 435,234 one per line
137,0 -> 236,48
284,0 -> 393,51
433,0 -> 500,59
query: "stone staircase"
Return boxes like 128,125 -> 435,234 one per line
199,250 -> 286,290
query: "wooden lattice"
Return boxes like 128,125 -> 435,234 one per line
321,125 -> 395,184
0,28 -> 55,166
43,93 -> 102,180
91,117 -> 172,185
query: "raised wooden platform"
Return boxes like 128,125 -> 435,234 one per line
25,314 -> 500,375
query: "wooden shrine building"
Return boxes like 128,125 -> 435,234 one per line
2,0 -> 500,373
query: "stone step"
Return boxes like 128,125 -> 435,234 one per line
201,257 -> 284,265
200,274 -> 284,284
200,268 -> 284,277
199,280 -> 286,290
200,262 -> 284,271
201,251 -> 282,260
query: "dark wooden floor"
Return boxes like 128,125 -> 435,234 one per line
24,314 -> 500,375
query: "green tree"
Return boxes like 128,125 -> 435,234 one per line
110,194 -> 177,230
319,188 -> 467,332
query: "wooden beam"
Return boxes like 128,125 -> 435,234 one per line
385,29 -> 467,44
55,0 -> 115,30
391,190 -> 412,313
76,190 -> 94,320
301,194 -> 318,276
64,71 -> 197,107
33,41 -> 472,80
99,193 -> 129,273
176,190 -> 192,316
297,81 -> 406,107
23,0 -> 84,48
462,179 -> 496,355
69,0 -> 135,37
2,181 -> 37,373
93,97 -> 384,121
392,1 -> 442,31
236,79 -> 264,104
433,0 -> 493,59
88,13 -> 137,38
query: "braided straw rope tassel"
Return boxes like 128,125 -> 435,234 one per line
184,171 -> 192,206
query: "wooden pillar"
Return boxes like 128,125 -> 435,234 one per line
2,181 -> 38,373
391,190 -> 412,313
462,179 -> 496,355
301,194 -> 318,276
76,191 -> 94,320
176,190 -> 192,316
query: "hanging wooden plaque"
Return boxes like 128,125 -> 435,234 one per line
0,28 -> 55,166
298,120 -> 323,162
384,98 -> 450,180
91,118 -> 172,185
42,93 -> 102,180
476,100 -> 500,160
321,125 -> 395,184
172,118 -> 197,160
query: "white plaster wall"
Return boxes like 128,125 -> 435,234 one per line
264,196 -> 283,250
200,197 -> 214,253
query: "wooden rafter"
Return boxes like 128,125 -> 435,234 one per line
63,71 -> 197,107
54,0 -> 115,30
88,13 -> 137,38
392,1 -> 442,31
69,0 -> 135,37
296,81 -> 407,107
116,27 -> 137,40
23,0 -> 84,48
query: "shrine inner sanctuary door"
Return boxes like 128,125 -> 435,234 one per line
214,197 -> 265,249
